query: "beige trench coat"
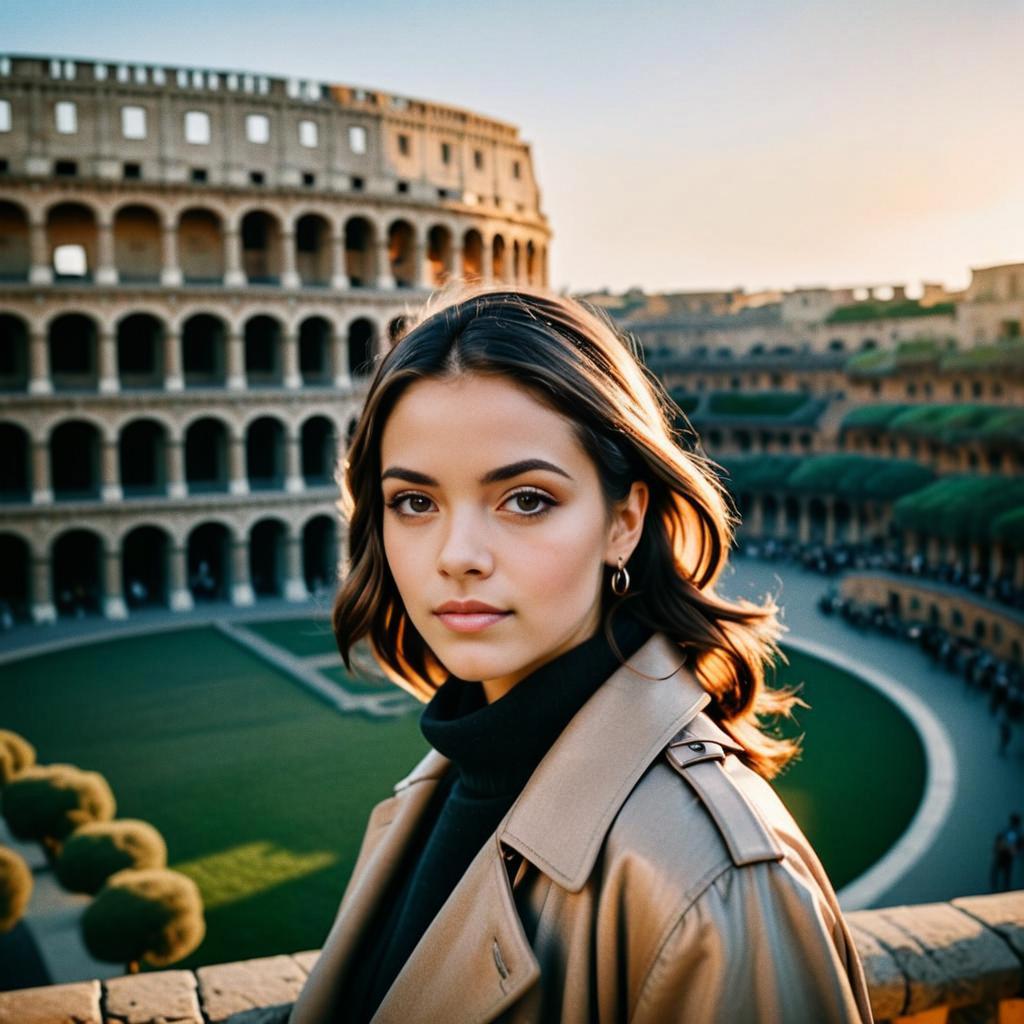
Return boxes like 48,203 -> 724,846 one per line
289,631 -> 875,1024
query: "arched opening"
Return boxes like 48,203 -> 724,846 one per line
117,313 -> 164,390
426,225 -> 451,287
301,415 -> 335,485
0,202 -> 30,281
182,314 -> 226,388
119,418 -> 166,497
47,202 -> 97,281
295,214 -> 331,287
784,496 -> 801,535
246,417 -> 285,489
462,229 -> 483,282
388,220 -> 416,287
122,525 -> 169,608
526,240 -> 537,285
0,534 -> 31,623
303,515 -> 337,595
187,522 -> 231,602
348,318 -> 376,377
0,423 -> 30,503
762,495 -> 779,535
492,235 -> 506,282
244,315 -> 282,386
808,497 -> 828,542
0,314 -> 29,391
113,204 -> 161,282
52,529 -> 103,618
344,216 -> 374,286
511,240 -> 521,283
178,208 -> 224,283
49,313 -> 98,391
249,519 -> 287,597
50,420 -> 101,500
298,316 -> 332,385
240,210 -> 282,284
184,417 -> 229,493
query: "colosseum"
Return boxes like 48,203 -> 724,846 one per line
0,53 -> 552,625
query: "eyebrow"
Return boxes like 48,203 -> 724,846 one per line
381,458 -> 574,487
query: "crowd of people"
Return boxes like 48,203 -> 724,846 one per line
739,535 -> 1024,612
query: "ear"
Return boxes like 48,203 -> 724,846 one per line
604,481 -> 649,566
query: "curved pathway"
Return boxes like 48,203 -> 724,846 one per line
721,555 -> 1023,909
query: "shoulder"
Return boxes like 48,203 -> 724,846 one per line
602,710 -> 835,916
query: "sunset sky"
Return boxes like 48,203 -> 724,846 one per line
5,0 -> 1022,295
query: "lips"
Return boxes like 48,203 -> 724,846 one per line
434,600 -> 508,615
434,604 -> 512,634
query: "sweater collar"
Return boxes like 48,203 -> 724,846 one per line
419,611 -> 654,798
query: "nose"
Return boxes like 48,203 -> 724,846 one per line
436,507 -> 494,579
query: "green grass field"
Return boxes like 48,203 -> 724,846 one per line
0,620 -> 925,970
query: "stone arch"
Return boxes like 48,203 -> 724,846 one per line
0,201 -> 30,281
294,212 -> 332,287
302,513 -> 337,595
344,216 -> 375,287
249,516 -> 289,598
49,312 -> 99,391
298,315 -> 333,385
387,219 -> 416,288
119,417 -> 168,497
244,314 -> 284,386
348,317 -> 377,378
492,234 -> 507,282
122,524 -> 172,609
117,312 -> 166,390
300,414 -> 336,485
50,419 -> 102,500
178,206 -> 225,283
52,527 -> 104,618
0,532 -> 31,622
462,229 -> 483,282
113,203 -> 162,282
184,416 -> 230,493
181,312 -> 227,388
0,312 -> 30,392
187,521 -> 233,602
240,208 -> 283,284
47,201 -> 98,280
246,416 -> 287,489
426,224 -> 452,287
0,421 -> 30,502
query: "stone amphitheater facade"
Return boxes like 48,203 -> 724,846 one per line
0,53 -> 552,624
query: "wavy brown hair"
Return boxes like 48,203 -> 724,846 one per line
332,281 -> 807,779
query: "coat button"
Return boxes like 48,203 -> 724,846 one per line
688,742 -> 706,752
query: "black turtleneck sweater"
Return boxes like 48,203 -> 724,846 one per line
336,610 -> 654,1023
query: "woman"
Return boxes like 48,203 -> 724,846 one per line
289,283 -> 875,1024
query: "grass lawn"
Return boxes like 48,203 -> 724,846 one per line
242,617 -> 338,658
0,622 -> 924,970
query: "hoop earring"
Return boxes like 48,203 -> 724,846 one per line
611,555 -> 631,596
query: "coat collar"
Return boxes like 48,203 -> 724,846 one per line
290,631 -> 713,1024
393,630 -> 712,891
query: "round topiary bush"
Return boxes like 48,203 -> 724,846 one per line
81,868 -> 205,973
55,820 -> 168,895
0,844 -> 34,932
0,730 -> 36,786
1,764 -> 116,855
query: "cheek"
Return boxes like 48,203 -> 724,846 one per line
511,509 -> 606,604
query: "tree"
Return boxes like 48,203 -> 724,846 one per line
1,764 -> 116,858
0,729 -> 36,786
0,845 -> 34,932
81,868 -> 205,973
55,820 -> 167,895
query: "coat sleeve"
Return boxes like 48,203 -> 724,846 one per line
628,859 -> 874,1024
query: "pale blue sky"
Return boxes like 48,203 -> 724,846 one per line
4,0 -> 1022,294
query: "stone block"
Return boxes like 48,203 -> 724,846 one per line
847,913 -> 907,1021
0,980 -> 101,1024
291,950 -> 320,975
952,891 -> 1024,963
197,954 -> 306,1023
103,969 -> 202,1023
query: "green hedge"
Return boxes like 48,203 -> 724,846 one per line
892,475 -> 1024,543
706,392 -> 810,417
827,300 -> 955,323
840,402 -> 1024,444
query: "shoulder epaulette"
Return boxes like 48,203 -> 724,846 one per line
664,713 -> 785,868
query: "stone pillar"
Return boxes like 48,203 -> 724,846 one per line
333,332 -> 352,389
169,545 -> 194,612
231,539 -> 256,607
482,240 -> 493,282
416,242 -> 432,289
31,441 -> 52,504
775,494 -> 788,539
284,534 -> 308,602
95,213 -> 118,285
102,548 -> 128,620
1014,550 -> 1024,590
824,498 -> 836,547
927,535 -> 943,569
991,543 -> 1005,580
330,231 -> 348,290
31,556 -> 56,624
376,239 -> 395,289
29,217 -> 52,284
284,434 -> 303,494
748,495 -> 764,537
101,439 -> 122,502
229,435 -> 249,495
227,330 -> 245,390
847,508 -> 861,544
451,245 -> 464,282
29,330 -> 51,395
98,327 -> 119,394
969,542 -> 982,572
166,439 -> 186,498
282,332 -> 301,389
164,330 -> 183,391
224,225 -> 246,287
797,499 -> 811,544
280,230 -> 300,289
160,216 -> 183,286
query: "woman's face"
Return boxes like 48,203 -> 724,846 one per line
380,372 -> 647,703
